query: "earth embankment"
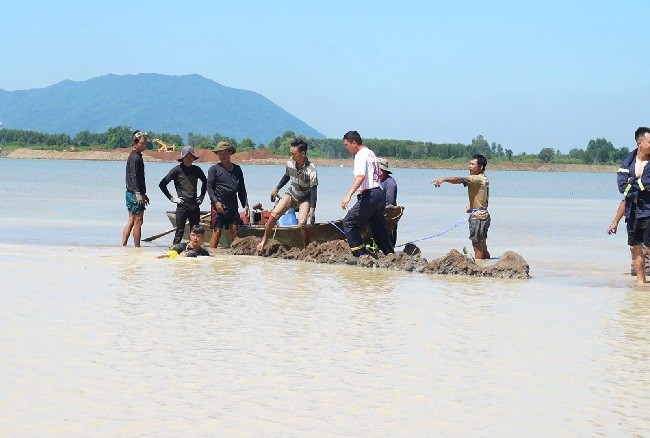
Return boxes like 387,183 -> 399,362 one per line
1,147 -> 616,172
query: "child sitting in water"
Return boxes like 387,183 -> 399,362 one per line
159,225 -> 210,258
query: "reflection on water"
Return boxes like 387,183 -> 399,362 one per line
0,245 -> 648,435
0,162 -> 648,434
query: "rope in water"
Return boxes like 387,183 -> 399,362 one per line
395,215 -> 468,248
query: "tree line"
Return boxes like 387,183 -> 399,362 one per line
0,126 -> 631,164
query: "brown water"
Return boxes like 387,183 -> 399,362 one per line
0,161 -> 648,434
1,242 -> 648,436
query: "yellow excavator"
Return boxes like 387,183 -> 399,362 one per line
152,138 -> 176,152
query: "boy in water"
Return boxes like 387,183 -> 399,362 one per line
159,225 -> 210,258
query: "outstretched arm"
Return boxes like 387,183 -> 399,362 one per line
432,176 -> 464,187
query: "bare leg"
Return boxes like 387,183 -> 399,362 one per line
631,245 -> 646,285
229,224 -> 239,242
481,239 -> 491,259
299,225 -> 309,249
210,228 -> 222,248
132,212 -> 144,247
473,239 -> 490,260
122,214 -> 135,246
256,216 -> 279,253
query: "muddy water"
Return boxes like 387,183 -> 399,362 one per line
0,159 -> 647,435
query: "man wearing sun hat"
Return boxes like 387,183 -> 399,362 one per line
159,145 -> 208,245
207,141 -> 249,248
378,157 -> 398,246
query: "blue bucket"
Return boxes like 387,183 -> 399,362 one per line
277,208 -> 298,226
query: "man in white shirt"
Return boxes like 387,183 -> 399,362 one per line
340,130 -> 395,257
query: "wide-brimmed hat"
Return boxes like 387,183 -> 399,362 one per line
378,157 -> 392,174
178,146 -> 199,162
213,141 -> 236,154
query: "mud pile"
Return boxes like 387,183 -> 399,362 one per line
229,236 -> 531,279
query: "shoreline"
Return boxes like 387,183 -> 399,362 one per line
0,147 -> 616,173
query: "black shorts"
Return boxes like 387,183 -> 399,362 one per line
626,215 -> 650,246
211,204 -> 242,229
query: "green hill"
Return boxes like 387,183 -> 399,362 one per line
0,73 -> 324,143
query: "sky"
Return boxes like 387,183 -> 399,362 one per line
1,0 -> 649,153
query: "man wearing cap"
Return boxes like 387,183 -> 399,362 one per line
257,138 -> 318,252
122,130 -> 150,247
340,131 -> 395,257
159,146 -> 208,245
378,157 -> 398,246
159,225 -> 210,258
207,141 -> 249,248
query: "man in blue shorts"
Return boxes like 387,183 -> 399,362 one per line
122,130 -> 150,247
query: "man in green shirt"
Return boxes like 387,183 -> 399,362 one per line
432,154 -> 491,259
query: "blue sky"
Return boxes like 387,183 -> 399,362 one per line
1,0 -> 648,153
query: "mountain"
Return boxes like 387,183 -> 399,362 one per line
0,73 -> 324,144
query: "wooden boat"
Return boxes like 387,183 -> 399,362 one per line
166,205 -> 404,248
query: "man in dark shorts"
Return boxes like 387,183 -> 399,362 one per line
159,146 -> 207,245
614,126 -> 650,285
378,157 -> 398,246
159,225 -> 210,258
432,154 -> 491,259
121,130 -> 150,247
207,141 -> 249,248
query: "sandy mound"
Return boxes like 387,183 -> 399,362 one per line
229,236 -> 531,279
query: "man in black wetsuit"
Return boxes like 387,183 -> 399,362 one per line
159,146 -> 207,244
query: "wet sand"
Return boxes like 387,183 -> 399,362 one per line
231,237 -> 531,279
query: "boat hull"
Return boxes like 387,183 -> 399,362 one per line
166,205 -> 404,248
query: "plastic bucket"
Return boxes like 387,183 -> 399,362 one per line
277,208 -> 298,226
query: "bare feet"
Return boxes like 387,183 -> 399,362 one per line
256,240 -> 265,254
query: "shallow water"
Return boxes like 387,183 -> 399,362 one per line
0,159 -> 648,435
